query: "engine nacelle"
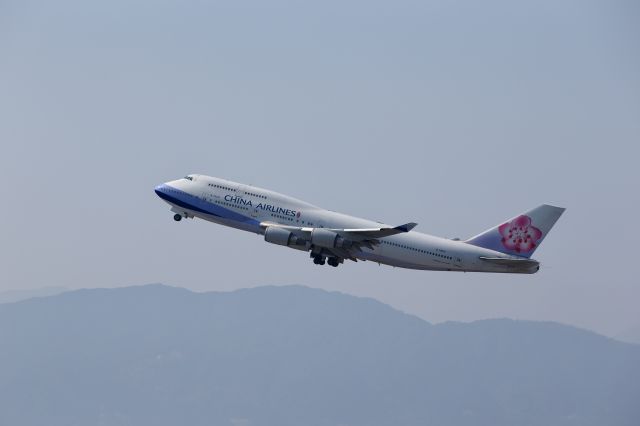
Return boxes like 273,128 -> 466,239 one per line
265,226 -> 350,250
264,226 -> 295,246
264,226 -> 307,249
310,228 -> 351,249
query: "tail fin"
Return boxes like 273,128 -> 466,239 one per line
465,204 -> 565,258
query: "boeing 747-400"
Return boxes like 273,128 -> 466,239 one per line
155,175 -> 565,273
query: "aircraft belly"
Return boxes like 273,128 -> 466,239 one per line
199,213 -> 260,233
357,250 -> 457,271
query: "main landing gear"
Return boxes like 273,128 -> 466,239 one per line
327,257 -> 340,267
173,214 -> 182,222
311,254 -> 341,267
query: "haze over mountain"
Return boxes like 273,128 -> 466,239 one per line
0,284 -> 638,426
617,325 -> 640,346
0,286 -> 68,304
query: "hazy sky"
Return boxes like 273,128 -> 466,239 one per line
1,0 -> 638,340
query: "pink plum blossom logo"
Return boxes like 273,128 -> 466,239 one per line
498,215 -> 542,253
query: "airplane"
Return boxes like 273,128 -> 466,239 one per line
155,175 -> 565,273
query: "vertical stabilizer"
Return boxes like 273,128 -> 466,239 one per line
465,204 -> 565,258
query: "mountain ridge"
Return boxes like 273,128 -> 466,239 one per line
0,284 -> 638,426
6,283 -> 633,345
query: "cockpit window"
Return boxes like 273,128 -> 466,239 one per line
184,176 -> 193,181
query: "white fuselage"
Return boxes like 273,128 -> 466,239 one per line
155,175 -> 540,273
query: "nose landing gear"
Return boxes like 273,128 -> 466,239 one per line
173,214 -> 182,222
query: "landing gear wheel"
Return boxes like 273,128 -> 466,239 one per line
173,214 -> 182,222
327,257 -> 340,267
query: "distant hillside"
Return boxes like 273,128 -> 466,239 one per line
0,284 -> 637,426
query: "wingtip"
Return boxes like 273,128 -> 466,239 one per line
396,222 -> 418,232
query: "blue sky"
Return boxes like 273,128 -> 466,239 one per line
1,0 -> 638,341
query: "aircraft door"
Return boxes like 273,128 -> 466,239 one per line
236,184 -> 247,199
202,189 -> 214,202
236,184 -> 259,218
201,180 -> 216,203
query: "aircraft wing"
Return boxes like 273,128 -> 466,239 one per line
260,222 -> 417,239
260,221 -> 417,261
340,222 -> 418,238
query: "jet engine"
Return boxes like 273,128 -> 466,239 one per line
264,226 -> 307,249
310,228 -> 351,249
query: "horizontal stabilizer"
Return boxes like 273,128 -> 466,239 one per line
479,256 -> 539,267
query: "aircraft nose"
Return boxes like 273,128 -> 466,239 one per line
154,184 -> 167,198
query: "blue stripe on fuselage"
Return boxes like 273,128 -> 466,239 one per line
154,184 -> 260,229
